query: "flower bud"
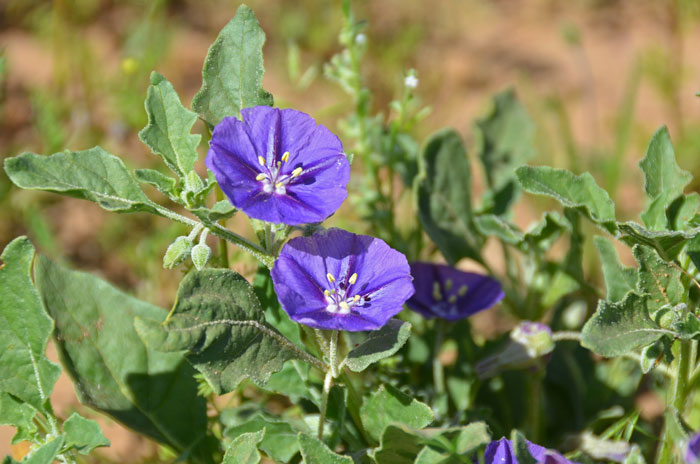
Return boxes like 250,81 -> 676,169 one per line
163,236 -> 193,269
475,321 -> 554,379
191,243 -> 211,271
185,171 -> 204,193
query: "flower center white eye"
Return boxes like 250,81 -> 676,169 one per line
324,272 -> 368,315
256,151 -> 303,196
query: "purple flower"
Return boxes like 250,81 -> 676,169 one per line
484,438 -> 576,464
271,228 -> 414,331
406,262 -> 503,321
206,106 -> 350,225
687,432 -> 700,463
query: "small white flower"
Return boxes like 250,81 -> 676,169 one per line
404,74 -> 419,89
355,33 -> 367,45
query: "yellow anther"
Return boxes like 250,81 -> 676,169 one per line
339,301 -> 350,310
349,273 -> 358,285
324,289 -> 331,297
326,273 -> 335,284
277,161 -> 281,169
432,282 -> 442,301
275,182 -> 284,189
291,167 -> 303,178
353,295 -> 361,302
255,173 -> 267,181
258,156 -> 265,166
281,151 -> 290,162
458,285 -> 468,296
445,279 -> 453,291
448,295 -> 457,304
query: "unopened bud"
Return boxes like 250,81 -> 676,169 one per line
185,171 -> 204,193
191,243 -> 211,271
475,321 -> 554,379
163,236 -> 193,269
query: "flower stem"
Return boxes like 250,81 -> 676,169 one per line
318,371 -> 333,440
215,186 -> 229,268
657,339 -> 692,463
433,319 -> 446,395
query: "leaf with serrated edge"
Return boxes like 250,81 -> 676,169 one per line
135,269 -> 299,394
634,245 -> 683,312
0,392 -> 37,444
63,413 -> 110,455
0,237 -> 61,413
516,165 -> 617,234
33,255 -> 208,458
581,292 -> 673,357
24,436 -> 64,464
298,433 -> 353,464
192,5 -> 273,126
511,430 -> 537,464
639,126 -> 691,200
139,72 -> 201,176
594,236 -> 636,303
223,429 -> 265,464
618,221 -> 700,261
344,320 -> 411,372
134,168 -> 178,198
4,148 -> 159,214
474,215 -> 524,245
360,384 -> 433,442
415,128 -> 483,264
224,413 -> 300,463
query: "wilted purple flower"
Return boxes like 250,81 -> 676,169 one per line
687,432 -> 700,463
271,228 -> 414,331
484,437 -> 576,464
206,106 -> 350,225
406,262 -> 503,321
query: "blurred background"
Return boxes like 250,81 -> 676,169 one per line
1,0 -> 700,460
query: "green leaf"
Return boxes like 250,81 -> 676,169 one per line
581,292 -> 672,357
24,436 -> 64,464
475,89 -> 534,215
454,422 -> 491,454
0,237 -> 61,413
594,236 -> 636,302
639,126 -> 691,201
33,255 -> 209,459
515,166 -> 617,233
298,433 -> 353,464
414,447 -> 450,464
139,72 -> 201,177
372,425 -> 425,464
618,221 -> 700,260
135,269 -> 299,394
254,265 -> 303,348
4,148 -> 159,214
63,413 -> 110,454
192,5 -> 274,126
415,128 -> 483,264
511,431 -> 536,464
223,412 -> 301,463
522,212 -> 568,250
667,193 -> 700,231
0,393 -> 37,444
134,168 -> 178,198
190,200 -> 236,223
223,429 -> 265,464
474,215 -> 524,245
634,245 -> 683,312
360,384 -> 433,442
344,320 -> 411,372
670,311 -> 700,340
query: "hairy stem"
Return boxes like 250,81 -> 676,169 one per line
658,339 -> 691,463
215,186 -> 229,268
318,371 -> 333,440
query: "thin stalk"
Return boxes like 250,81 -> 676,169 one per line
338,371 -> 373,446
433,319 -> 446,395
215,186 -> 229,268
528,369 -> 543,443
318,371 -> 333,440
657,339 -> 692,463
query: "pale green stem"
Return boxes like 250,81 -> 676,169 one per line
433,320 -> 446,395
318,371 -> 333,440
215,186 -> 229,268
658,339 -> 691,464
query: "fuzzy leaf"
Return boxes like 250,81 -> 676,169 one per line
668,193 -> 700,231
298,433 -> 353,464
474,215 -> 524,245
516,166 -> 617,233
581,292 -> 673,357
33,255 -> 208,458
135,269 -> 299,394
192,5 -> 273,126
223,412 -> 300,463
415,128 -> 483,264
0,238 -> 61,413
372,426 -> 425,464
63,413 -> 110,455
24,436 -> 64,464
639,126 -> 691,200
594,236 -> 636,302
511,430 -> 537,464
634,245 -> 683,312
344,320 -> 411,372
4,148 -> 160,214
0,393 -> 37,444
139,72 -> 201,176
618,221 -> 700,260
190,200 -> 236,223
134,168 -> 178,198
360,384 -> 433,442
223,430 -> 265,464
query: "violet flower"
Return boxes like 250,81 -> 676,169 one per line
484,437 -> 576,464
687,432 -> 700,463
406,262 -> 503,321
271,228 -> 414,331
206,106 -> 350,225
